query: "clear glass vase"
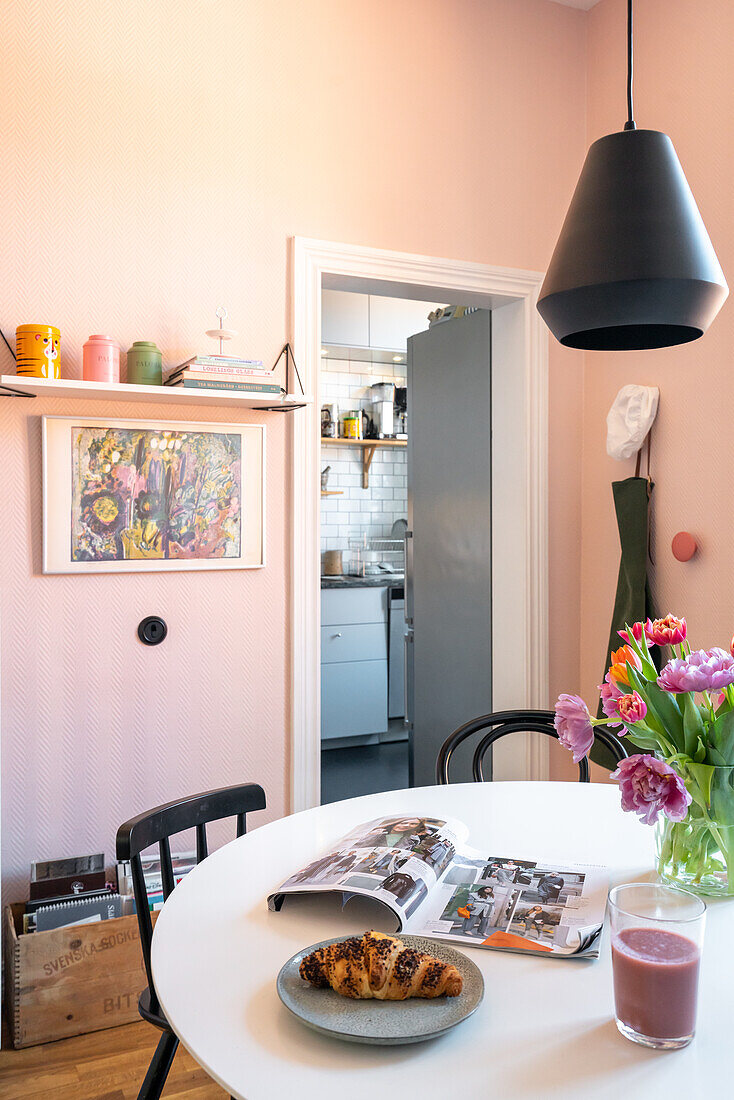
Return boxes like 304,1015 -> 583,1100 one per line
656,765 -> 734,897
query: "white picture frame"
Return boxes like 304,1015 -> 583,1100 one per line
42,416 -> 265,573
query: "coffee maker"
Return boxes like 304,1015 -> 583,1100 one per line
369,382 -> 395,438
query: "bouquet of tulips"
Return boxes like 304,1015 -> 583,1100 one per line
555,615 -> 734,896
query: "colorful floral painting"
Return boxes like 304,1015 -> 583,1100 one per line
70,425 -> 242,562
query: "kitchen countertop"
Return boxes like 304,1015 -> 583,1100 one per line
321,574 -> 404,589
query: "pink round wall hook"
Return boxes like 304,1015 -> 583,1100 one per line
672,532 -> 697,562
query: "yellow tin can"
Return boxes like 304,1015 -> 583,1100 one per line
16,324 -> 61,378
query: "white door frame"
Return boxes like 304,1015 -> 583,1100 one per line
289,237 -> 549,813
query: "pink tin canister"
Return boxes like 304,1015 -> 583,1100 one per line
83,335 -> 120,383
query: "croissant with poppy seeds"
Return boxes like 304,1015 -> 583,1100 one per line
299,930 -> 463,999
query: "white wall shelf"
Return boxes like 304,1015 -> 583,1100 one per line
0,376 -> 311,411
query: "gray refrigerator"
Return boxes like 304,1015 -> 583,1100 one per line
405,309 -> 493,787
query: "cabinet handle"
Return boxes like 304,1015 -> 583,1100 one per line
332,632 -> 342,639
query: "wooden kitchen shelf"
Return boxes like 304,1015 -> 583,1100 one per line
321,490 -> 343,496
0,375 -> 312,411
321,436 -> 407,488
321,437 -> 407,449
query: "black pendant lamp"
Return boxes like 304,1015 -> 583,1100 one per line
537,0 -> 728,351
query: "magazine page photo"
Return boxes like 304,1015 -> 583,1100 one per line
269,815 -> 466,923
269,814 -> 607,957
408,854 -> 607,955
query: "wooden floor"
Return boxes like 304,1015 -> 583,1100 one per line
0,1022 -> 228,1099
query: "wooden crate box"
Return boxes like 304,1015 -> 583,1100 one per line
3,903 -> 157,1048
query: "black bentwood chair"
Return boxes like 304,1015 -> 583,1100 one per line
436,709 -> 628,785
116,783 -> 266,1100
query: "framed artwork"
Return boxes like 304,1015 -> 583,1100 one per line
42,416 -> 265,573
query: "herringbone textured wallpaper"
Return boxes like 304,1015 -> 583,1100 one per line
0,391 -> 289,900
0,0 -> 591,893
0,2 -> 303,898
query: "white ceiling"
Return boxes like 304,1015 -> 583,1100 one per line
548,0 -> 602,10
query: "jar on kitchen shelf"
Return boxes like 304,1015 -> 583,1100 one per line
15,324 -> 61,378
321,404 -> 337,438
83,335 -> 120,383
126,341 -> 163,386
348,535 -> 368,577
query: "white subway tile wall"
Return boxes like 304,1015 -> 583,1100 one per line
320,357 -> 407,560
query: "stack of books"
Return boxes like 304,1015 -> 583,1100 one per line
24,853 -> 122,933
164,355 -> 284,395
116,851 -> 196,913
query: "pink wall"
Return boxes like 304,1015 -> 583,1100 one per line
578,0 -> 734,712
1,0 -> 589,898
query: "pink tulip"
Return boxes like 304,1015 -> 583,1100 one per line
658,648 -> 734,693
599,672 -> 624,720
618,620 -> 653,646
615,691 -> 647,725
554,694 -> 594,763
649,615 -> 687,647
610,755 -> 692,825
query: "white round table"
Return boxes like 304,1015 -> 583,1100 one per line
152,783 -> 730,1099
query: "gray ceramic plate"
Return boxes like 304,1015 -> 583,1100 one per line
276,934 -> 484,1045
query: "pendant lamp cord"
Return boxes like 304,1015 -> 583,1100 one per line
624,0 -> 636,130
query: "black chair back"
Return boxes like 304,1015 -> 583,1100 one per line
116,783 -> 266,1021
436,709 -> 628,785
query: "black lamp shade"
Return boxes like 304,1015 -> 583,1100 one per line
537,129 -> 728,350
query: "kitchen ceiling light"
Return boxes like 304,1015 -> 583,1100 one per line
320,348 -> 328,356
537,0 -> 728,351
392,355 -> 404,362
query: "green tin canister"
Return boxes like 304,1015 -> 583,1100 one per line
126,341 -> 162,385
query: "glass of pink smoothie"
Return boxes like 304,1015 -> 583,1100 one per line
609,882 -> 706,1049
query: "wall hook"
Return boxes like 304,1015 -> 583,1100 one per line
672,532 -> 697,562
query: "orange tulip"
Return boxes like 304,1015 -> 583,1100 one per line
608,644 -> 642,686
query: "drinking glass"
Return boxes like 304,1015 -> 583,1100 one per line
608,882 -> 706,1049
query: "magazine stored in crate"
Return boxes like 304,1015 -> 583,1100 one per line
3,903 -> 157,1047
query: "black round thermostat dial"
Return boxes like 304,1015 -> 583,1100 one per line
138,616 -> 168,646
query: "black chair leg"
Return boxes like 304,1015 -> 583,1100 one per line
138,1029 -> 179,1100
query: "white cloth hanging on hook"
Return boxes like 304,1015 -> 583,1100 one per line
606,385 -> 660,461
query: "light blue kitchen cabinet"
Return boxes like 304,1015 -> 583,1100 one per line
321,661 -> 388,740
321,623 -> 387,664
321,586 -> 386,627
321,587 -> 388,740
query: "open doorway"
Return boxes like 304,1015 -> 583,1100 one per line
319,291 -> 502,805
318,289 -> 448,803
290,238 -> 549,813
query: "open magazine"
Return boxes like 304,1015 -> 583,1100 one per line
268,815 -> 608,958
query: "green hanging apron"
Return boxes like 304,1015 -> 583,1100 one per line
593,476 -> 659,768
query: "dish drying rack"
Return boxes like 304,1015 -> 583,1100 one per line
349,536 -> 405,577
